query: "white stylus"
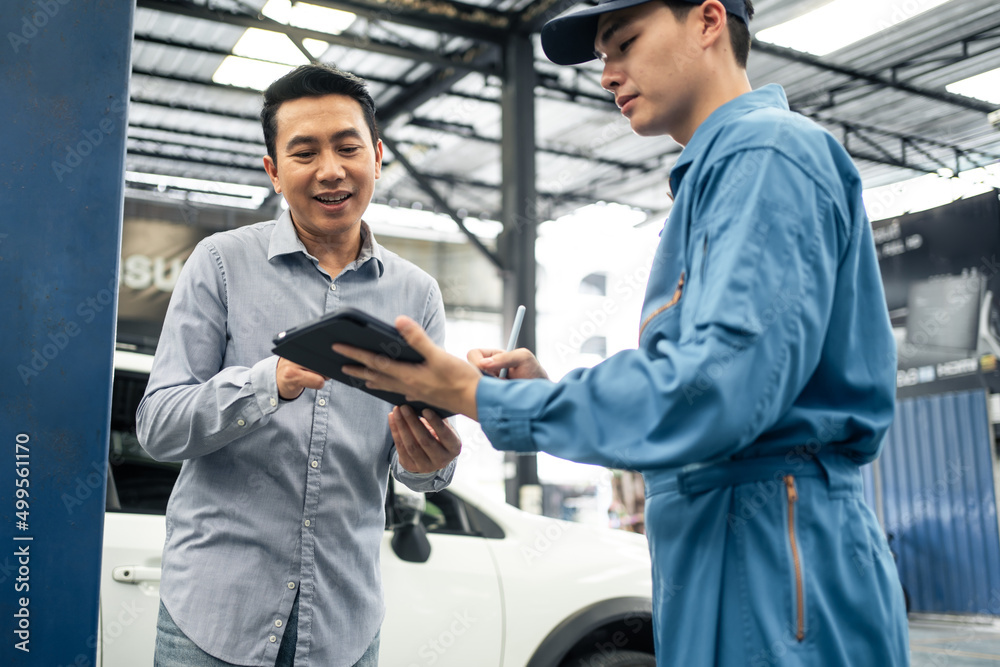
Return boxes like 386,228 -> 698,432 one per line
498,305 -> 526,379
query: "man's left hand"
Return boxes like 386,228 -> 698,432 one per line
390,405 -> 461,473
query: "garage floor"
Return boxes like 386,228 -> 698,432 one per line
910,617 -> 1000,665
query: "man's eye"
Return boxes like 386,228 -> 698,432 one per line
293,152 -> 315,158
340,146 -> 360,154
620,36 -> 636,52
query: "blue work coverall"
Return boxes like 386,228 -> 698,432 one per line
477,85 -> 910,665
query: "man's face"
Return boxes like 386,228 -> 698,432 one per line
595,2 -> 702,137
263,94 -> 382,241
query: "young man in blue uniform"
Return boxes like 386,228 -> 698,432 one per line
338,0 -> 910,663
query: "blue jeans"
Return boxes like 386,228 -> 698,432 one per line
154,595 -> 380,667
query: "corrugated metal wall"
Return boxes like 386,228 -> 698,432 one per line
879,389 -> 1000,614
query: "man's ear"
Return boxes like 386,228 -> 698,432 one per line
696,0 -> 728,48
374,139 -> 384,180
263,154 -> 282,194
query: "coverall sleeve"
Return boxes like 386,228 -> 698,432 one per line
477,149 -> 847,469
392,280 -> 457,491
136,241 -> 281,462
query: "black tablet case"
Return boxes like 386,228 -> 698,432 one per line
271,307 -> 452,416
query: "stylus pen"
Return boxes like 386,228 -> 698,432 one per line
498,305 -> 526,379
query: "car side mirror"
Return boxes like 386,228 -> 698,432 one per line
391,486 -> 431,563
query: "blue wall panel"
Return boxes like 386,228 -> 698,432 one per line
0,1 -> 134,663
880,390 -> 1000,614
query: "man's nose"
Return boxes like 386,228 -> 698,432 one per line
600,62 -> 621,93
316,150 -> 346,181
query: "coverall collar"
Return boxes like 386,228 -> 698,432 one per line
669,84 -> 789,196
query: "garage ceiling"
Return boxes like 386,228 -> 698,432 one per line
126,0 -> 1000,225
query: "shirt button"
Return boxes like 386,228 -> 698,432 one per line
270,397 -> 277,407
304,519 -> 311,527
311,460 -> 318,468
237,419 -> 246,427
288,582 -> 296,590
330,283 -> 337,291
275,620 -> 282,627
318,398 -> 326,406
269,635 -> 277,643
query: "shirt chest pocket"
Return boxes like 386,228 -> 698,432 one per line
639,271 -> 685,345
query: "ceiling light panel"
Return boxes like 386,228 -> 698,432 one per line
756,0 -> 955,56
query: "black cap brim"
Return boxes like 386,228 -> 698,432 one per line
540,0 -> 652,66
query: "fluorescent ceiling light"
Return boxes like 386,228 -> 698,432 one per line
213,56 -> 295,91
946,67 -> 1000,105
125,171 -> 271,210
261,0 -> 356,35
756,0 -> 954,56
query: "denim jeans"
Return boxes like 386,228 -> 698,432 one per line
154,594 -> 380,667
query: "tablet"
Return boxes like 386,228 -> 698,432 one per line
272,307 -> 453,417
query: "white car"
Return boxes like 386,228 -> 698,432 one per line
99,352 -> 656,667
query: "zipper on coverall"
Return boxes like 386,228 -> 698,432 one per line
785,475 -> 805,642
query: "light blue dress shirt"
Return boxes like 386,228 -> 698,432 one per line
477,86 -> 908,665
137,211 -> 455,667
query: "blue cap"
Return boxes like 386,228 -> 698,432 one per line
541,0 -> 750,65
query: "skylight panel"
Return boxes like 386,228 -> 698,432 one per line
212,3 -> 346,91
946,67 -> 1000,105
261,0 -> 356,35
232,28 -> 312,67
212,56 -> 295,91
756,0 -> 955,57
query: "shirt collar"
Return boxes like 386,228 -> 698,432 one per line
669,84 -> 789,194
267,209 -> 385,277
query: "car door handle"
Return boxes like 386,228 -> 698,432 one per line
112,565 -> 161,584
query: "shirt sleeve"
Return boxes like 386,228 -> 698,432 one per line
477,149 -> 845,470
392,280 -> 458,491
136,241 -> 281,462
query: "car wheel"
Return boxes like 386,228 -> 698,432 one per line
570,650 -> 656,666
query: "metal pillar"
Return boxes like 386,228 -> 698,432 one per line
0,1 -> 133,663
499,31 -> 540,508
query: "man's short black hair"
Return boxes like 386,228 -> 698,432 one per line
261,63 -> 379,163
664,0 -> 755,68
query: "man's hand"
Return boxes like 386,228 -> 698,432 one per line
390,405 -> 461,473
335,316 -> 482,419
468,348 -> 548,380
276,357 -> 328,400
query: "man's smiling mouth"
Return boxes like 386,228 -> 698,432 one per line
315,193 -> 350,203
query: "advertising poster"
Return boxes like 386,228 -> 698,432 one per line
873,190 -> 1000,398
116,219 -> 209,352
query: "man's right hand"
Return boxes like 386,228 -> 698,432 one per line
276,357 -> 329,400
467,348 -> 549,380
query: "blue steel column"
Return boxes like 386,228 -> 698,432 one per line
500,30 -> 540,507
0,1 -> 134,664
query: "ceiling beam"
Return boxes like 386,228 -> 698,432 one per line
406,116 -> 658,171
886,20 -> 1000,83
514,0 -> 578,35
752,39 -> 996,115
135,33 -> 420,90
381,135 -> 504,269
301,0 -> 508,43
135,0 -> 499,74
130,92 -> 261,123
129,120 -> 262,146
806,112 -> 1000,171
127,147 -> 271,177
